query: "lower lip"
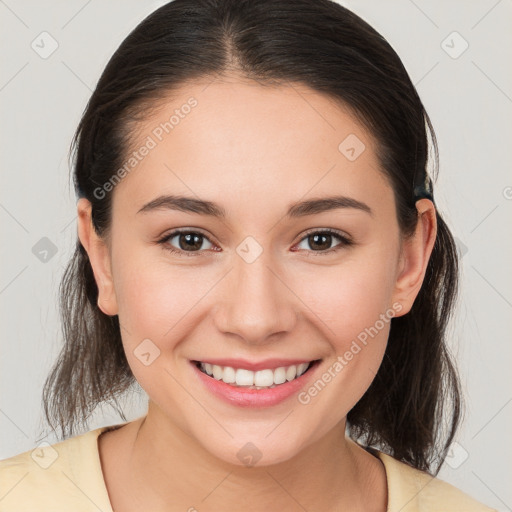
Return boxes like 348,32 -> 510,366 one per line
190,360 -> 322,408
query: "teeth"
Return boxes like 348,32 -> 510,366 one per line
236,368 -> 255,386
199,361 -> 313,388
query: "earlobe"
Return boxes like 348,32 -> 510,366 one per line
77,198 -> 118,316
391,199 -> 437,316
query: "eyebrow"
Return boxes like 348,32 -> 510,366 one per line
137,194 -> 373,218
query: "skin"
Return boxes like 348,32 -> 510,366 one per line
77,74 -> 436,511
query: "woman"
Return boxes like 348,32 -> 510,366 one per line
0,0 -> 496,510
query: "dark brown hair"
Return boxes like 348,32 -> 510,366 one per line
40,0 -> 462,476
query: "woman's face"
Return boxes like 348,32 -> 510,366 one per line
83,75 -> 428,466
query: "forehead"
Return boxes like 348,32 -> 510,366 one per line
113,76 -> 393,219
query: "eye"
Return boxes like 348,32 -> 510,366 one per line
293,228 -> 353,255
156,228 -> 353,257
157,229 -> 216,257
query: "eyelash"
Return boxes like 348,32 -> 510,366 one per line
156,228 -> 354,257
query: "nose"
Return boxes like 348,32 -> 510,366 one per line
212,246 -> 298,345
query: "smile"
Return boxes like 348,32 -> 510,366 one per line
195,360 -> 317,389
190,358 -> 323,407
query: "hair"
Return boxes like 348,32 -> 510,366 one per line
41,0 -> 462,476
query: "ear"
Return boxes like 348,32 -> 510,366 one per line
77,198 -> 118,316
391,198 -> 437,316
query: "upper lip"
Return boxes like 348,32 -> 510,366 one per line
192,358 -> 319,372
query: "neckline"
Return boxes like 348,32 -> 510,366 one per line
90,420 -> 398,512
91,420 -> 134,512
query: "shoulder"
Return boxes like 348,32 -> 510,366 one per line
0,425 -> 118,512
376,450 -> 497,512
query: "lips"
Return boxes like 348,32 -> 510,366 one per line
190,358 -> 323,407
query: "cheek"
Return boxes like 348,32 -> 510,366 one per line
294,275 -> 395,419
111,258 -> 204,413
302,272 -> 392,377
105,231 -> 204,413
109,240 -> 202,358
296,247 -> 398,344
290,244 -> 399,406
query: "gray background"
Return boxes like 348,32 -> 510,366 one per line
1,0 -> 511,509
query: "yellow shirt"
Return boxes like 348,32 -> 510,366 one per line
0,418 -> 496,511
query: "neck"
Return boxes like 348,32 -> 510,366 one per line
105,401 -> 387,512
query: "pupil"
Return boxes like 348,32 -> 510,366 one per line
310,233 -> 331,251
180,233 -> 202,251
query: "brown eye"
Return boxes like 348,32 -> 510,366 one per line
157,228 -> 352,257
294,229 -> 353,254
175,232 -> 206,251
307,233 -> 334,251
158,230 -> 215,255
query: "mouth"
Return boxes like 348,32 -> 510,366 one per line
192,359 -> 322,390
